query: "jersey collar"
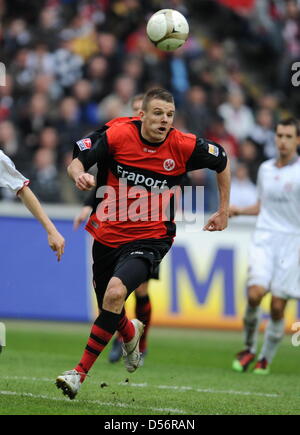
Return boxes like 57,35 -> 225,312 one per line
275,154 -> 299,168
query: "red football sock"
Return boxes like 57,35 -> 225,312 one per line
117,309 -> 135,343
135,294 -> 151,353
75,309 -> 120,382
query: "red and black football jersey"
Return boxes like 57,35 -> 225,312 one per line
76,119 -> 227,247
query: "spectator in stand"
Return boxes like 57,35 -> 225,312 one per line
206,114 -> 239,161
126,27 -> 169,88
29,148 -> 61,203
98,75 -> 136,121
192,41 -> 232,93
239,138 -> 264,184
72,79 -> 99,129
0,120 -> 33,176
226,65 -> 249,96
62,15 -> 99,62
9,48 -> 34,98
230,162 -> 257,208
39,127 -> 59,152
0,120 -> 19,161
52,37 -> 84,93
55,97 -> 83,159
168,48 -> 190,108
218,89 -> 255,143
3,18 -> 32,57
55,97 -> 88,203
253,0 -> 284,57
105,0 -> 143,41
26,42 -> 55,77
33,74 -> 62,103
122,55 -> 145,94
34,6 -> 60,50
258,93 -> 282,125
98,98 -> 124,124
280,0 -> 300,88
182,86 -> 211,136
173,112 -> 189,132
280,0 -> 300,114
86,55 -> 111,102
248,108 -> 276,159
19,93 -> 52,153
97,32 -> 121,81
0,75 -> 14,122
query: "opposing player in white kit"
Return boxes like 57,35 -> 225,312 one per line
230,118 -> 300,374
0,150 -> 65,261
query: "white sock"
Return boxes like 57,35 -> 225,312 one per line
258,319 -> 285,364
243,305 -> 261,354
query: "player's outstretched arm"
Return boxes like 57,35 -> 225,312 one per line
229,202 -> 260,217
73,206 -> 93,230
17,186 -> 65,261
203,160 -> 231,232
67,158 -> 95,191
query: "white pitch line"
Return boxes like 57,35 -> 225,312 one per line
0,390 -> 185,414
1,376 -> 280,398
156,385 -> 279,398
196,388 -> 278,398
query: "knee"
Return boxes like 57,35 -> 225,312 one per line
104,277 -> 127,306
270,306 -> 284,321
248,285 -> 265,307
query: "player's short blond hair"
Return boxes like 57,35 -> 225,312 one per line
142,88 -> 174,111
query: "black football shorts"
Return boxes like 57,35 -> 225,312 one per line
92,238 -> 171,309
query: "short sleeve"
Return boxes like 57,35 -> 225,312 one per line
72,125 -> 109,159
77,132 -> 110,171
186,138 -> 228,173
0,152 -> 29,194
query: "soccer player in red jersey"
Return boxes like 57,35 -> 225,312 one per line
73,94 -> 155,364
56,88 -> 230,399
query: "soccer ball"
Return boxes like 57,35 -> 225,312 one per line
146,9 -> 189,51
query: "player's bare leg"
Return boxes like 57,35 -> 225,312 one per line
232,285 -> 266,372
254,296 -> 287,374
244,285 -> 266,352
107,280 -> 125,364
108,281 -> 151,364
103,278 -> 144,372
56,277 -> 143,399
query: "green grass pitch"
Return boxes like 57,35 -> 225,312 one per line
0,320 -> 300,415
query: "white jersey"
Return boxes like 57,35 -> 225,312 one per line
0,150 -> 29,194
256,157 -> 300,235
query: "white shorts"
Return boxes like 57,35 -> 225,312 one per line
247,230 -> 300,299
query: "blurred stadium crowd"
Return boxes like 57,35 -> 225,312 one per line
0,0 -> 299,209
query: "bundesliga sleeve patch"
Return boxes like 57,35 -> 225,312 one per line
76,138 -> 92,151
208,143 -> 219,157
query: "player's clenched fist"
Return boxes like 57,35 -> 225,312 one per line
203,209 -> 228,232
75,173 -> 96,191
